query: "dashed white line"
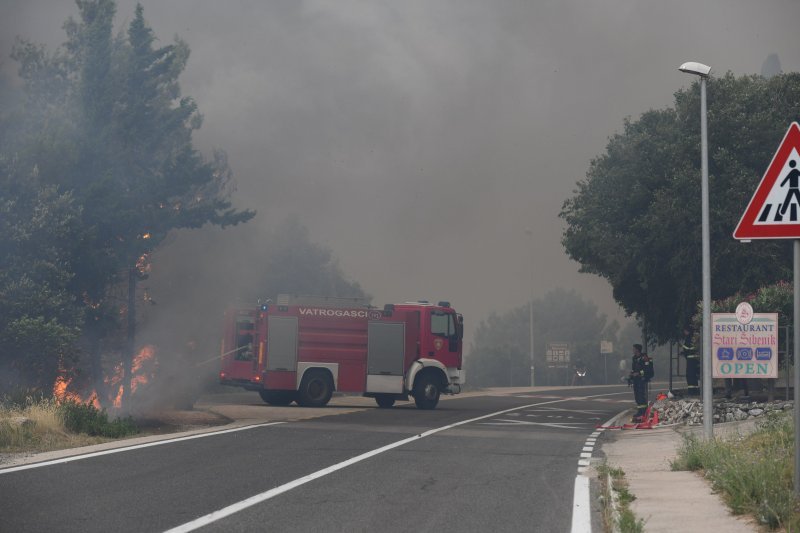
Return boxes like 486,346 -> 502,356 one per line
571,407 -> 629,533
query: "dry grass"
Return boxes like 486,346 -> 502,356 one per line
0,398 -> 109,453
597,463 -> 645,533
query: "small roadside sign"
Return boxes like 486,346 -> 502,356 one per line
734,122 -> 800,239
546,342 -> 571,364
600,340 -> 613,354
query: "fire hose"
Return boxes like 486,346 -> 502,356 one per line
194,345 -> 247,367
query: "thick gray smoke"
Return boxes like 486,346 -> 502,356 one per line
2,1 -> 799,384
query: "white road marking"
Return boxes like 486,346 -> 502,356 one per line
0,422 -> 287,475
165,391 -> 630,532
525,406 -> 607,415
571,406 -> 628,532
571,475 -> 592,533
480,419 -> 588,429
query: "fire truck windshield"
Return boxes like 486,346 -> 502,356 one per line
431,310 -> 456,338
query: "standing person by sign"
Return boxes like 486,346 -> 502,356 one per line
680,327 -> 700,396
628,344 -> 653,421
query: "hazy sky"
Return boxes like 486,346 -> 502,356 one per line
3,1 -> 800,341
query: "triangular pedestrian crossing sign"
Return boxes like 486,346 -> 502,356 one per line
734,122 -> 800,239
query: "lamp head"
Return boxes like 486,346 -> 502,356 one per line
679,61 -> 712,77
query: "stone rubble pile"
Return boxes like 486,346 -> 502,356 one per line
652,398 -> 793,426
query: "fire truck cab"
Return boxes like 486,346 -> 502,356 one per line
219,296 -> 463,409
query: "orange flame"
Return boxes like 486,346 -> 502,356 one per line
131,345 -> 156,395
53,345 -> 157,410
53,374 -> 101,409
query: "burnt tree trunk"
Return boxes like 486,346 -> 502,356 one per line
89,334 -> 106,409
122,267 -> 136,411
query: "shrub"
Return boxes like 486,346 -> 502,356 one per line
58,400 -> 138,438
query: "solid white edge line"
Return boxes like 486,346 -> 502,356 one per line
165,391 -> 630,533
0,422 -> 286,475
571,474 -> 592,533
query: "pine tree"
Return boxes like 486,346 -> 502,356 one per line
6,1 -> 255,406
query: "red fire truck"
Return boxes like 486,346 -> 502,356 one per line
219,295 -> 463,409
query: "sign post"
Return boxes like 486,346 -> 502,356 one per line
733,122 -> 800,496
600,341 -> 613,384
794,241 -> 799,497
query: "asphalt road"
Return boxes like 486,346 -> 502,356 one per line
0,385 -> 631,533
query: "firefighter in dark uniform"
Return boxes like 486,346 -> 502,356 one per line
680,327 -> 700,396
629,344 -> 651,420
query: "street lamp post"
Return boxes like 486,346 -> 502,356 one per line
525,229 -> 535,387
679,61 -> 713,440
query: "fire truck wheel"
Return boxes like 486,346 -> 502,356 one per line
413,373 -> 441,410
297,370 -> 334,407
375,395 -> 396,408
258,390 -> 295,406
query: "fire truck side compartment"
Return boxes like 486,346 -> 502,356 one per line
266,316 -> 298,371
366,321 -> 405,393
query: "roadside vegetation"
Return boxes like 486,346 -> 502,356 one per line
598,463 -> 645,533
672,412 -> 799,530
0,395 -> 138,453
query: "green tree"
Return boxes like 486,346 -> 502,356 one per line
467,288 -> 608,387
0,173 -> 84,392
5,1 -> 255,406
560,72 -> 800,344
468,307 -> 529,387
